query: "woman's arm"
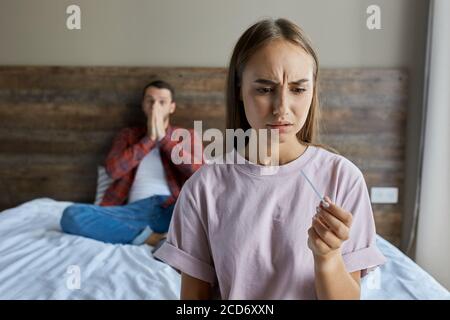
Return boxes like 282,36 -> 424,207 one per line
313,252 -> 361,299
180,272 -> 212,300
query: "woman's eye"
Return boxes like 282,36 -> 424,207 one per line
256,87 -> 273,94
292,88 -> 306,94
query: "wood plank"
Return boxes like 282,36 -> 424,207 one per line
374,211 -> 402,239
0,154 -> 102,177
320,107 -> 406,134
321,133 -> 405,159
0,101 -> 225,130
0,67 -> 227,92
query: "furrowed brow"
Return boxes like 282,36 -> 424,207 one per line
253,78 -> 309,85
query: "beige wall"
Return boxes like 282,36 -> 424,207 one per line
0,0 -> 432,276
0,0 -> 424,68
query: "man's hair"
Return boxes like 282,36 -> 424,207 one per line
142,80 -> 176,102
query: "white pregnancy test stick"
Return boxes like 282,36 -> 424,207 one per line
300,169 -> 324,202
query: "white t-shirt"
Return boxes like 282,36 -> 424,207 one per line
128,147 -> 171,203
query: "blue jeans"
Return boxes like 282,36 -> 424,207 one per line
60,195 -> 174,245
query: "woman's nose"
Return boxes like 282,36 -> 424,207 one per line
273,90 -> 289,116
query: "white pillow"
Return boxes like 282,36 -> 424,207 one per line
94,166 -> 113,205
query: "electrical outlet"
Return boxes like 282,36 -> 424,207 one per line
370,187 -> 398,204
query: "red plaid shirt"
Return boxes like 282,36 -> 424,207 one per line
100,125 -> 203,208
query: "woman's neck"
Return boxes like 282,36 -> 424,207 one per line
240,137 -> 307,166
278,140 -> 308,165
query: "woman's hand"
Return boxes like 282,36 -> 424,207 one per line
307,196 -> 353,258
308,196 -> 360,299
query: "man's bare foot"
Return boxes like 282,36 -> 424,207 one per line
144,232 -> 167,246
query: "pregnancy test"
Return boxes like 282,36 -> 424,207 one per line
300,170 -> 328,207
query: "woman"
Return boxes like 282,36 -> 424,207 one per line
154,18 -> 386,299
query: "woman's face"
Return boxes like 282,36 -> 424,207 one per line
240,39 -> 315,144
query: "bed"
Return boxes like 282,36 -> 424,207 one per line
0,198 -> 448,300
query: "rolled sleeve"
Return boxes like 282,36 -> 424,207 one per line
342,243 -> 387,277
337,168 -> 387,277
153,173 -> 216,285
155,241 -> 216,284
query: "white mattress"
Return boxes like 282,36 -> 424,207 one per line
0,198 -> 448,300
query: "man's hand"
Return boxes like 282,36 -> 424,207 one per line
307,196 -> 353,259
147,104 -> 167,141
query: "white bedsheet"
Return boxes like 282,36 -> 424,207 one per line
0,198 -> 448,300
0,198 -> 180,299
361,235 -> 449,299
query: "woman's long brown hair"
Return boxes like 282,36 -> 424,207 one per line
225,18 -> 337,154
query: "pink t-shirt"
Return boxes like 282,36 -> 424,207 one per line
154,145 -> 386,299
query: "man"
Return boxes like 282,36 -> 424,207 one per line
61,80 -> 203,247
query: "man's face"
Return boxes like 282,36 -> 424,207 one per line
142,86 -> 176,122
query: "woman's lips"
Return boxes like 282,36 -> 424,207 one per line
266,124 -> 293,133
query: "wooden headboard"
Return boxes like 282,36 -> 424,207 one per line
0,67 -> 407,246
